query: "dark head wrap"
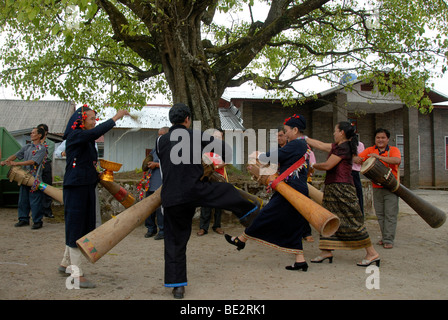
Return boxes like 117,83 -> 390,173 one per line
283,114 -> 306,131
63,104 -> 95,139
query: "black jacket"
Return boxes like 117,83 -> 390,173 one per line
63,119 -> 115,187
156,124 -> 232,207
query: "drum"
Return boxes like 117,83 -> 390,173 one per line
7,166 -> 64,204
7,166 -> 35,187
200,154 -> 227,183
361,157 -> 446,229
361,157 -> 399,192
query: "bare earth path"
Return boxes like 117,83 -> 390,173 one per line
1,189 -> 447,312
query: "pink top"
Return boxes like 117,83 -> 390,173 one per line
352,141 -> 365,172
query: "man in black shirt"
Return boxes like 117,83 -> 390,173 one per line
156,103 -> 259,299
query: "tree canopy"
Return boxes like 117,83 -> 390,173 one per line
1,0 -> 447,127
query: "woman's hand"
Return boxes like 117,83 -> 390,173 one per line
112,109 -> 130,122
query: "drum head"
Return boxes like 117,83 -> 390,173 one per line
361,157 -> 376,174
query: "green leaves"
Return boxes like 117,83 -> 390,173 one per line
0,0 -> 166,110
0,0 -> 447,113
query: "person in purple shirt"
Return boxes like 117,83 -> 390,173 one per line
306,121 -> 380,268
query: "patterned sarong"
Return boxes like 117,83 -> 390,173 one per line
319,183 -> 372,250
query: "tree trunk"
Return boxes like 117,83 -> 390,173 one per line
158,10 -> 221,129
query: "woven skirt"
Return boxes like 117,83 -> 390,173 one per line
319,183 -> 372,250
243,190 -> 310,255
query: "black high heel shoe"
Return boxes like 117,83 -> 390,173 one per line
285,261 -> 308,272
225,234 -> 245,251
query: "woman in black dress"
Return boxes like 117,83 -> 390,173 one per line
225,114 -> 312,271
59,105 -> 129,288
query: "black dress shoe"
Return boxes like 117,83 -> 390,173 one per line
154,233 -> 164,240
172,286 -> 185,299
31,222 -> 43,229
285,261 -> 308,272
14,220 -> 29,227
144,231 -> 156,238
225,234 -> 246,251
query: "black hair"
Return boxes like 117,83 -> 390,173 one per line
169,103 -> 191,124
37,123 -> 49,133
72,106 -> 95,130
374,128 -> 390,139
35,127 -> 46,140
338,121 -> 359,155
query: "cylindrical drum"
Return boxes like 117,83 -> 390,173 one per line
361,157 -> 399,192
361,157 -> 446,229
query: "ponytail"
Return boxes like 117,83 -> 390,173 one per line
338,121 -> 358,155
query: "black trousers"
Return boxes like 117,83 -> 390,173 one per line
351,170 -> 364,215
163,204 -> 195,287
41,162 -> 53,215
163,182 -> 257,287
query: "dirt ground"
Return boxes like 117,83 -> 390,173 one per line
0,189 -> 447,303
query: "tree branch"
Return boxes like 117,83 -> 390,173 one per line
96,0 -> 160,64
75,55 -> 163,81
213,0 -> 331,89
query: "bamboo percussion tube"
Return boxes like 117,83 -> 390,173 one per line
7,166 -> 64,203
99,178 -> 136,208
7,166 -> 137,209
7,165 -> 138,212
307,183 -> 323,205
247,163 -> 339,237
274,180 -> 339,237
77,187 -> 161,263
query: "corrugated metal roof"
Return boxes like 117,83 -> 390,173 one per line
219,104 -> 245,130
96,105 -> 171,129
98,104 -> 246,131
0,99 -> 75,134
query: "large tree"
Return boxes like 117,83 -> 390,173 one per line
1,0 -> 447,128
